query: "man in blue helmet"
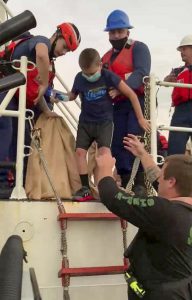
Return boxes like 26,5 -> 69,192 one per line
102,10 -> 151,194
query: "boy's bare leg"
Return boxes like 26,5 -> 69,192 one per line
94,147 -> 111,185
75,148 -> 88,175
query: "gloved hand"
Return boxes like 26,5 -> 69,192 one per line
55,92 -> 69,102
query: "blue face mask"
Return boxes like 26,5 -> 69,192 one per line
82,71 -> 101,82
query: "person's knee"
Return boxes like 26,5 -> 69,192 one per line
98,146 -> 111,155
76,148 -> 87,159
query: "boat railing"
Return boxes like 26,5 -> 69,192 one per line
1,0 -> 192,200
0,56 -> 31,199
149,73 -> 192,163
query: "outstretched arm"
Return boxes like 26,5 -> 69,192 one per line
118,80 -> 150,132
123,134 -> 161,183
96,152 -> 170,233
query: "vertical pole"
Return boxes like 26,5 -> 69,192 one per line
149,74 -> 157,163
11,56 -> 27,199
0,0 -> 14,18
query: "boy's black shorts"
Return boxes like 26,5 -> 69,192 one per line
76,120 -> 113,150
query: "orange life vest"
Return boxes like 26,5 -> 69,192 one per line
102,41 -> 144,102
159,134 -> 168,150
0,37 -> 55,108
172,67 -> 192,106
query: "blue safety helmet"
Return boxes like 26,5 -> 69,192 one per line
104,10 -> 133,31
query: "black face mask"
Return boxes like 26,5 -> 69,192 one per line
109,37 -> 128,50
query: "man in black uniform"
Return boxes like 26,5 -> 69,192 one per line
96,134 -> 192,300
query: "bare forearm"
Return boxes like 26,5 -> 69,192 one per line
35,43 -> 50,86
96,166 -> 113,184
130,93 -> 144,121
36,97 -> 50,112
69,92 -> 77,101
36,56 -> 49,86
139,152 -> 161,183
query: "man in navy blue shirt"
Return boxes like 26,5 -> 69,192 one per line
102,10 -> 151,194
0,23 -> 81,195
67,48 -> 150,201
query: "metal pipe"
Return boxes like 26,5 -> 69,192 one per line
55,72 -> 81,109
11,56 -> 27,199
0,88 -> 18,111
0,0 -> 14,18
55,72 -> 70,92
60,102 -> 78,124
158,125 -> 192,133
0,110 -> 19,117
157,80 -> 192,89
56,103 -> 77,131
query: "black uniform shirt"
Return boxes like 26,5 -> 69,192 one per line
98,177 -> 192,287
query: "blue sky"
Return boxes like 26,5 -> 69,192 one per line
6,0 -> 192,127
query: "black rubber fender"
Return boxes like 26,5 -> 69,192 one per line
0,72 -> 26,93
0,235 -> 25,300
0,10 -> 37,46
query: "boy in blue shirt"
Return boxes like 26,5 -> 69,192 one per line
63,48 -> 150,201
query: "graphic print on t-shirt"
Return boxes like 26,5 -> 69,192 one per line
83,86 -> 107,101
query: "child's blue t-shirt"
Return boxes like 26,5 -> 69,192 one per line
72,69 -> 121,122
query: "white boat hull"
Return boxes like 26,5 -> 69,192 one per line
0,200 -> 137,300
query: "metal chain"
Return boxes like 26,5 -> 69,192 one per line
61,220 -> 70,300
121,219 -> 128,251
143,77 -> 151,153
122,80 -> 154,261
143,77 -> 157,196
27,117 -> 70,300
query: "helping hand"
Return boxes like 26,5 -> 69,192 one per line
44,110 -> 61,118
123,134 -> 146,158
138,118 -> 150,132
109,88 -> 121,99
33,83 -> 48,105
164,70 -> 177,83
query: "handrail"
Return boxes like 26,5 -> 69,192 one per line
0,0 -> 14,18
0,56 -> 28,199
56,102 -> 77,131
149,73 -> 192,162
55,72 -> 81,123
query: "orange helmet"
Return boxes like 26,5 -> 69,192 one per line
57,22 -> 81,51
